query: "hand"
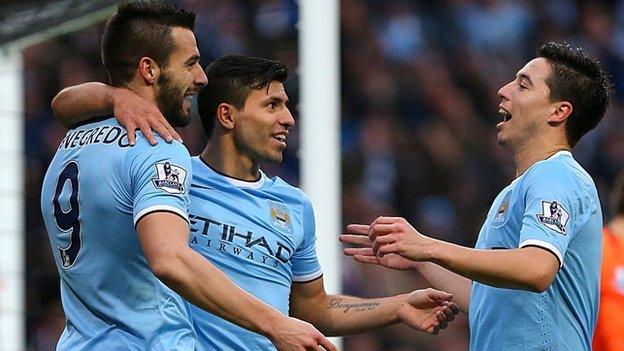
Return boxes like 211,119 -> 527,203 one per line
398,288 -> 460,334
268,316 -> 337,351
368,217 -> 434,262
111,87 -> 182,145
340,224 -> 419,271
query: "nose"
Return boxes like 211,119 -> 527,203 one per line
497,82 -> 512,101
281,107 -> 295,128
194,66 -> 208,87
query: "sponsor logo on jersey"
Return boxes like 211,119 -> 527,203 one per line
152,162 -> 187,194
189,214 -> 293,267
536,200 -> 569,235
268,200 -> 292,233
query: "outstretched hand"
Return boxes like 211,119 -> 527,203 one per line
398,288 -> 460,334
349,217 -> 435,262
111,87 -> 182,145
340,224 -> 419,271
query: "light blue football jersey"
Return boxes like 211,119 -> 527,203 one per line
40,118 -> 195,350
469,151 -> 602,351
187,156 -> 323,351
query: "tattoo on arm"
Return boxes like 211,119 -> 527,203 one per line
327,298 -> 380,313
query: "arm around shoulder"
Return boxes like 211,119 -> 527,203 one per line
52,82 -> 117,127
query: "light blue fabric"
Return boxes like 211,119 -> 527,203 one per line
41,118 -> 195,350
187,156 -> 322,351
469,151 -> 602,351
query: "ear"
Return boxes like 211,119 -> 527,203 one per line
216,103 -> 237,131
548,101 -> 573,124
137,57 -> 160,85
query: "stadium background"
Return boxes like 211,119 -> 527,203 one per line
19,0 -> 624,350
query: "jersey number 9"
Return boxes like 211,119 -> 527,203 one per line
52,161 -> 82,268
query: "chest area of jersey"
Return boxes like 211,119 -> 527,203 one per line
477,187 -> 523,249
188,192 -> 303,267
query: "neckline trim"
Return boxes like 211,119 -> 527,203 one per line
512,149 -> 572,185
196,155 -> 266,189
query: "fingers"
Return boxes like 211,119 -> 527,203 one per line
371,231 -> 394,252
448,302 -> 460,316
151,120 -> 175,144
369,224 -> 395,238
339,234 -> 372,247
343,247 -> 374,257
125,122 -> 137,146
427,324 -> 440,335
370,216 -> 403,227
425,288 -> 453,302
158,115 -> 182,143
136,120 -> 158,145
316,336 -> 337,351
375,242 -> 399,258
345,224 -> 370,235
441,302 -> 457,322
352,254 -> 382,265
436,310 -> 448,330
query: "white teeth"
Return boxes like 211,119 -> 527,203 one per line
274,135 -> 286,142
498,109 -> 511,121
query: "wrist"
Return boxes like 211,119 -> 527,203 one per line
393,293 -> 411,323
108,86 -> 121,111
257,309 -> 286,340
425,238 -> 449,265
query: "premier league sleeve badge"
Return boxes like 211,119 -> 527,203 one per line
536,200 -> 570,235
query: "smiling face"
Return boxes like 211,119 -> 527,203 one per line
496,57 -> 557,150
231,81 -> 294,164
155,27 -> 207,127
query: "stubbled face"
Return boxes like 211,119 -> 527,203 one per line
496,57 -> 555,149
155,27 -> 207,127
232,81 -> 294,163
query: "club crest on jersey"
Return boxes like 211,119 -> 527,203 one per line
268,200 -> 292,233
492,191 -> 511,228
152,162 -> 187,194
536,200 -> 569,235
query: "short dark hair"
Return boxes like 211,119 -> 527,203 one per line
101,1 -> 196,86
197,55 -> 289,139
611,171 -> 624,217
537,42 -> 613,147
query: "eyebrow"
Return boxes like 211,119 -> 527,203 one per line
516,73 -> 534,86
184,54 -> 200,65
266,95 -> 289,104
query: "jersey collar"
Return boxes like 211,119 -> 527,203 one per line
196,156 -> 266,189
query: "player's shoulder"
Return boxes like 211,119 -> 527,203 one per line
130,134 -> 190,158
266,174 -> 311,205
523,151 -> 595,192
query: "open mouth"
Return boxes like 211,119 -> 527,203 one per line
272,133 -> 288,147
498,108 -> 512,122
184,94 -> 195,103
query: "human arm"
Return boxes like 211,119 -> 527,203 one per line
369,217 -> 559,293
341,227 -> 471,313
51,82 -> 180,145
137,212 -> 336,351
289,276 -> 459,336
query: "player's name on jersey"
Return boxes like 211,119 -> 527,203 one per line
58,126 -> 131,150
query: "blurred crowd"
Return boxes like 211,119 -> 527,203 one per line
22,0 -> 624,350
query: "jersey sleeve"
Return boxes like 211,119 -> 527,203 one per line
126,139 -> 192,225
518,163 -> 595,267
291,198 -> 323,282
